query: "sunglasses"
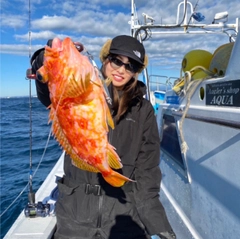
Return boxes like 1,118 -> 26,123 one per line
108,55 -> 140,73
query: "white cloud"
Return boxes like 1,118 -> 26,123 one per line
0,43 -> 43,55
1,0 -> 239,97
15,30 -> 59,41
1,0 -> 239,68
0,14 -> 27,29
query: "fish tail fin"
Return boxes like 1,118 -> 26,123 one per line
103,170 -> 135,187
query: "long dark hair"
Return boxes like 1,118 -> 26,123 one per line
112,77 -> 143,123
101,56 -> 144,123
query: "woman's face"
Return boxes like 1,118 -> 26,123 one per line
103,55 -> 137,90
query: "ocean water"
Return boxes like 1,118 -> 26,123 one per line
0,96 -> 184,239
0,96 -> 62,238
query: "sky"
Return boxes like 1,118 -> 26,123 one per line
0,0 -> 239,97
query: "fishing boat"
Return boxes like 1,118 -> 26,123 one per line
3,0 -> 240,238
130,1 -> 240,239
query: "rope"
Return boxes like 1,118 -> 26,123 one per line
177,66 -> 215,157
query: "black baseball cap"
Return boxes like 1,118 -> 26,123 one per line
109,35 -> 145,65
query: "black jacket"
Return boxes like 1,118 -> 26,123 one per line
34,59 -> 172,239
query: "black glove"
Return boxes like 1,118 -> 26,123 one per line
31,39 -> 53,107
31,49 -> 44,75
31,39 -> 53,75
157,230 -> 176,239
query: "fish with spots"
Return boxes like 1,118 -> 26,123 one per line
37,37 -> 133,187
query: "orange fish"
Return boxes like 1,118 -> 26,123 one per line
37,37 -> 132,187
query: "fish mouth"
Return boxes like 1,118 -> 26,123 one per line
52,38 -> 63,49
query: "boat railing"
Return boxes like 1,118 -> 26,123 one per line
148,75 -> 178,111
149,75 -> 177,92
131,0 -> 238,38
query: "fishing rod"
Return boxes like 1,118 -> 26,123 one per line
1,0 -> 38,219
27,0 -> 35,207
24,0 -> 51,218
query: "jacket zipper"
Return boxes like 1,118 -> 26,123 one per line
96,113 -> 113,229
97,195 -> 103,228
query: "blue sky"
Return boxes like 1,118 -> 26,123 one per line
1,0 -> 239,97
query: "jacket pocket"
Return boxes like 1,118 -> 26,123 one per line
55,177 -> 99,225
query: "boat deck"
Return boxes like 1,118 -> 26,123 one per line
4,153 -> 64,239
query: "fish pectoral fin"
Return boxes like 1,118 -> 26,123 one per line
108,145 -> 122,169
67,73 -> 91,96
65,71 -> 92,98
71,158 -> 99,173
103,170 -> 135,187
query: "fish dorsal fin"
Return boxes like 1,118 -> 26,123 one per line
103,78 -> 114,129
91,75 -> 114,130
106,106 -> 114,129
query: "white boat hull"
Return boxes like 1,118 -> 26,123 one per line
156,28 -> 240,238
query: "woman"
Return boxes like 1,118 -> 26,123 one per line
32,35 -> 176,239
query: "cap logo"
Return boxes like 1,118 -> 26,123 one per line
133,50 -> 141,59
